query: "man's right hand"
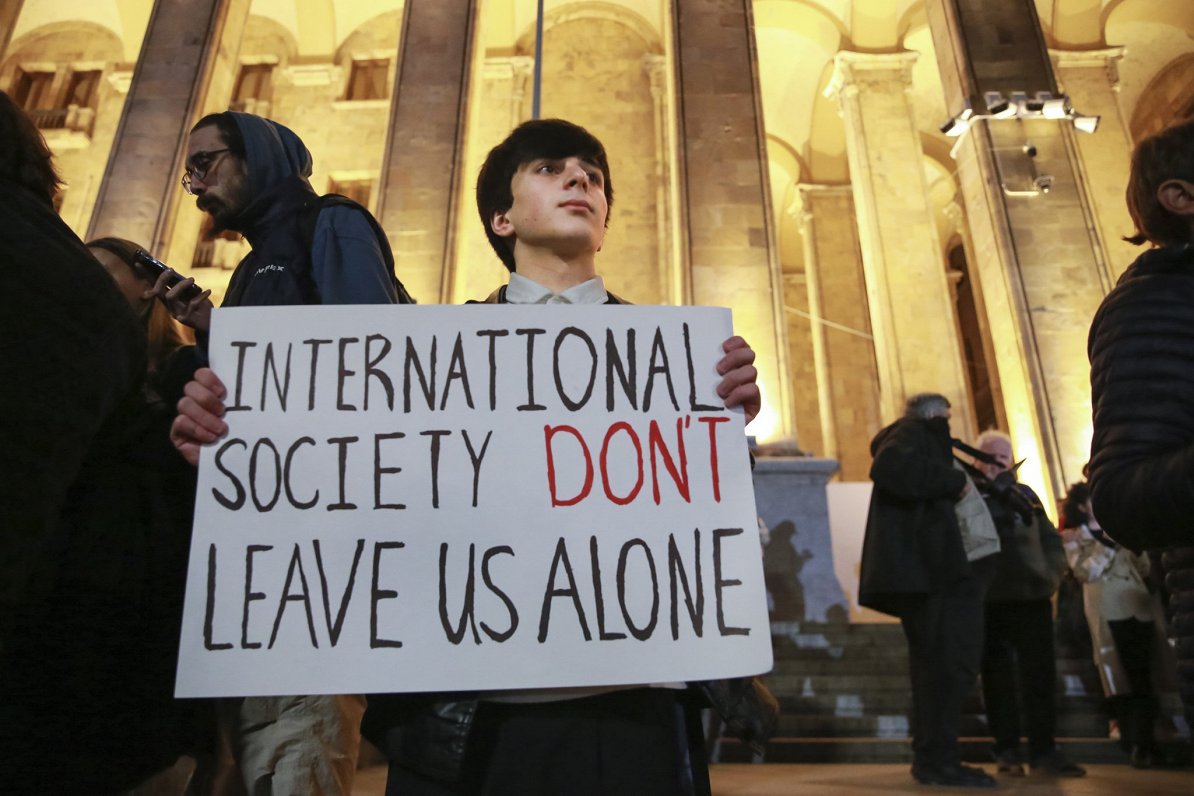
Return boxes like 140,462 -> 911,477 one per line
171,367 -> 229,466
151,269 -> 213,332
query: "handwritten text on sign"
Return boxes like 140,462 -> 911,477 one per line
176,305 -> 771,697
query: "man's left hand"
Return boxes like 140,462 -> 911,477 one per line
716,336 -> 761,426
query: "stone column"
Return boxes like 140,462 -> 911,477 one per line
86,0 -> 251,253
0,0 -> 23,60
797,184 -> 881,482
925,0 -> 1110,506
376,0 -> 476,305
644,53 -> 680,305
1053,48 -> 1137,281
826,51 -> 973,430
673,0 -> 792,442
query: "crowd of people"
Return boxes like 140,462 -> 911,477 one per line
859,115 -> 1194,788
0,91 -> 770,795
4,80 -> 1194,795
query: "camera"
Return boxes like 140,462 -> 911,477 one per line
1033,175 -> 1053,194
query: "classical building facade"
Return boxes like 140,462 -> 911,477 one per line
4,0 -> 1192,512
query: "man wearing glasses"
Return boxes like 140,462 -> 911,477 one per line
167,111 -> 409,330
171,111 -> 410,795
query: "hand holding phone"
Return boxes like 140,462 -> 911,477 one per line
133,249 -> 203,301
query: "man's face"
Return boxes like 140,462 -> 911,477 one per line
979,438 -> 1013,481
186,124 -> 250,231
491,155 -> 609,260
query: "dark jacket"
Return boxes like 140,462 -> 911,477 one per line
0,178 -> 145,628
981,482 -> 1067,602
1088,244 -> 1194,550
220,113 -> 402,309
1088,243 -> 1194,719
858,416 -> 970,617
0,177 -> 202,792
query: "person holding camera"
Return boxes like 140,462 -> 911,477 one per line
859,393 -> 996,788
971,431 -> 1084,778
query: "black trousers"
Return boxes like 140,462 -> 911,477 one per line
385,688 -> 703,796
900,557 -> 994,769
981,598 -> 1058,758
1107,616 -> 1159,750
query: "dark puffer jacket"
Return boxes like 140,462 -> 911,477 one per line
1088,243 -> 1194,723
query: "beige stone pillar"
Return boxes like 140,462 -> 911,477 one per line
644,53 -> 680,305
926,2 -> 1110,508
673,0 -> 792,442
1053,48 -> 1138,281
376,0 -> 477,305
86,0 -> 251,253
797,184 -> 881,481
826,51 -> 973,430
0,0 -> 22,60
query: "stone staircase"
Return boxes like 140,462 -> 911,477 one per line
713,621 -> 1184,765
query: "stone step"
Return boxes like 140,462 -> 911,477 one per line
713,736 -> 1132,765
766,656 -> 1104,677
772,691 -> 1109,714
762,673 -> 1102,696
774,713 -> 1112,738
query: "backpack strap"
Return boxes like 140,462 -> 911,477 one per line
299,193 -> 417,305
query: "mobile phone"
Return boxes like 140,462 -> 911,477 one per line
133,249 -> 203,301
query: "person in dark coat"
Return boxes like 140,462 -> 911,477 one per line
859,392 -> 995,788
1088,117 -> 1194,750
971,430 -> 1084,777
0,91 -> 168,792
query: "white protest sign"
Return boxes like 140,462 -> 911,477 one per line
176,304 -> 771,697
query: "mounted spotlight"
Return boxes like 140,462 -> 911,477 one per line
939,104 -> 973,137
984,91 -> 1011,117
940,116 -> 968,136
1071,113 -> 1101,134
1041,94 -> 1071,120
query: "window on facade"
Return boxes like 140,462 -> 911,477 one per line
63,69 -> 101,109
328,177 -> 373,209
13,69 -> 56,111
231,63 -> 274,112
949,244 -> 999,432
345,59 -> 389,101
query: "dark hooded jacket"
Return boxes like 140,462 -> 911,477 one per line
858,416 -> 970,617
1088,243 -> 1194,717
219,112 -> 401,308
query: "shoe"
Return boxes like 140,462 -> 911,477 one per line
991,747 -> 1025,777
1030,748 -> 1086,777
1130,745 -> 1157,769
911,763 -> 997,788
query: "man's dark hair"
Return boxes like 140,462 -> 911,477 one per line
1124,118 -> 1194,247
0,90 -> 63,205
476,118 -> 614,272
904,392 -> 951,420
191,111 -> 247,160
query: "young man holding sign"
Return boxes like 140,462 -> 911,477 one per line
172,119 -> 765,795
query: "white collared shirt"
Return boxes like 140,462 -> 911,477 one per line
504,272 -> 608,305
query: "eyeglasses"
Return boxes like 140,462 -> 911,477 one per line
181,148 -> 231,194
